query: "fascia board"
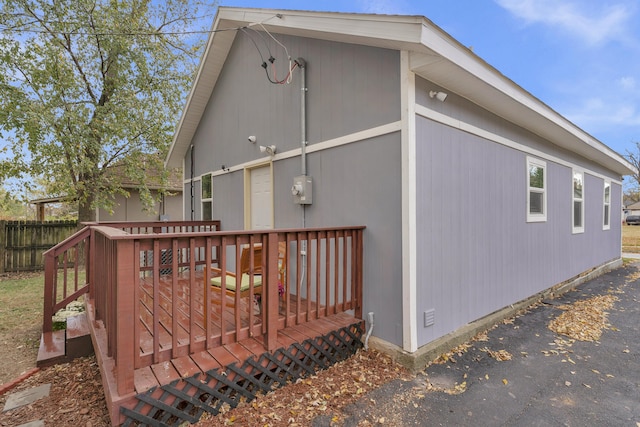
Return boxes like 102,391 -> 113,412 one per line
219,8 -> 425,44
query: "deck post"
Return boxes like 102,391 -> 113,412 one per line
42,252 -> 55,333
115,238 -> 136,396
88,226 -> 95,296
265,232 -> 279,351
355,229 -> 363,320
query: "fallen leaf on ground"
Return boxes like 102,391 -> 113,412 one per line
548,294 -> 618,341
480,348 -> 512,361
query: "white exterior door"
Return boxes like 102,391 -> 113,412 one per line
249,165 -> 273,230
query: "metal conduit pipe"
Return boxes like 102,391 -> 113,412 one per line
297,57 -> 308,286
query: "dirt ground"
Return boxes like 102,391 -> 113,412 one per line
0,356 -> 111,426
0,272 -> 111,427
195,349 -> 411,426
0,350 -> 407,427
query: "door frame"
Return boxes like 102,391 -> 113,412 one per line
243,161 -> 274,230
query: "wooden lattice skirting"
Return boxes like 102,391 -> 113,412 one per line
121,322 -> 364,426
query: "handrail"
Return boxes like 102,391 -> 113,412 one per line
42,226 -> 92,333
82,220 -> 221,234
95,224 -> 365,240
42,225 -> 91,257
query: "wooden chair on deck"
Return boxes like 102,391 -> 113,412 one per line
210,242 -> 287,310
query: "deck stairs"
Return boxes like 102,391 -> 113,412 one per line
36,312 -> 94,367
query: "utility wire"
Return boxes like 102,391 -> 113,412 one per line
3,12 -> 300,85
0,25 -> 240,37
0,13 -> 281,37
245,25 -> 274,59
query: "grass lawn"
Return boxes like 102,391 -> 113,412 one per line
622,224 -> 640,253
0,272 -> 44,384
0,273 -> 44,331
0,269 -> 89,384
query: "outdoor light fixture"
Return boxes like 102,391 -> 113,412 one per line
429,91 -> 448,102
259,145 -> 277,156
247,135 -> 257,143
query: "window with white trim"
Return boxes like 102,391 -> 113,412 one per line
603,181 -> 611,230
201,173 -> 213,220
527,157 -> 546,222
572,170 -> 584,233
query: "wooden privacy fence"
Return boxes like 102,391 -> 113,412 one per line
0,220 -> 78,273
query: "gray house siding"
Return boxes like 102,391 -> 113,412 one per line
97,190 -> 182,222
212,172 -> 245,230
300,135 -> 404,345
415,114 -> 621,346
270,134 -> 403,345
184,31 -> 400,180
183,31 -> 405,346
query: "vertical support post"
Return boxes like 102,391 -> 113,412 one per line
153,239 -> 161,363
42,252 -> 55,333
265,232 -> 279,351
355,229 -> 363,320
88,226 -> 95,296
400,51 -> 418,353
204,237 -> 212,349
115,238 -> 135,396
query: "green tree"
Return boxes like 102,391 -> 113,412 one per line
0,187 -> 27,219
0,0 -> 214,222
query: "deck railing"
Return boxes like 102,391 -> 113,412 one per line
42,226 -> 91,333
89,225 -> 364,396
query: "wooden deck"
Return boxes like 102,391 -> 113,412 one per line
89,273 -> 363,425
42,223 -> 365,425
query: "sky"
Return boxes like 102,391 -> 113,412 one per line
216,0 -> 640,159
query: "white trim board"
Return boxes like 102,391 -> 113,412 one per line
415,104 -> 623,186
184,105 -> 622,187
400,51 -> 418,353
182,121 -> 402,184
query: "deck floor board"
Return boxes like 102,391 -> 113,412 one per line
107,271 -> 361,393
